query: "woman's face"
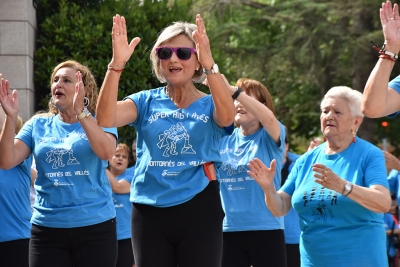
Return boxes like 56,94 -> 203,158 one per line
320,96 -> 356,139
51,67 -> 77,111
109,149 -> 129,173
158,34 -> 200,86
234,92 -> 260,128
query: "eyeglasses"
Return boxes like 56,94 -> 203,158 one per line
155,47 -> 197,61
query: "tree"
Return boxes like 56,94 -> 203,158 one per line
34,0 -> 194,145
191,0 -> 400,152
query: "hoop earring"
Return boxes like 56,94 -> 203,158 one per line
351,128 -> 356,143
84,97 -> 90,108
50,97 -> 56,108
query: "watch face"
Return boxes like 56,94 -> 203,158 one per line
212,64 -> 219,73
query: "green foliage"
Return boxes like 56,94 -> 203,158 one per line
192,0 -> 400,151
34,0 -> 194,145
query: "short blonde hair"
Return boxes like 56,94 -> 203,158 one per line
320,86 -> 364,118
48,60 -> 98,115
116,143 -> 130,157
150,22 -> 205,84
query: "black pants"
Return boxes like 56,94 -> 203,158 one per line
0,238 -> 29,267
131,181 -> 224,267
222,230 -> 287,267
286,243 -> 300,267
117,238 -> 135,267
29,218 -> 117,267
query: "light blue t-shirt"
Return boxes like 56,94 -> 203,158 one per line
217,124 -> 285,231
282,152 -> 301,244
16,115 -> 117,228
384,213 -> 399,258
113,169 -> 134,240
281,137 -> 388,267
0,156 -> 33,242
125,87 -> 228,207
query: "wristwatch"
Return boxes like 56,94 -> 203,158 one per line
342,181 -> 353,197
76,107 -> 91,121
203,63 -> 219,75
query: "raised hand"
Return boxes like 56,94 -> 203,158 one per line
380,1 -> 400,52
0,74 -> 19,119
73,71 -> 86,115
192,14 -> 214,70
111,14 -> 141,67
247,158 -> 277,190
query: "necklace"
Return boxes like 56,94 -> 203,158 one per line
165,86 -> 203,109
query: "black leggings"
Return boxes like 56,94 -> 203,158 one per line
222,230 -> 287,267
286,243 -> 300,267
0,238 -> 29,267
117,238 -> 135,267
131,181 -> 224,267
29,218 -> 117,267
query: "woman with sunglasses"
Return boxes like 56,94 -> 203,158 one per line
96,14 -> 235,267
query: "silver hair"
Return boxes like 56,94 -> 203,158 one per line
150,21 -> 205,84
320,86 -> 364,118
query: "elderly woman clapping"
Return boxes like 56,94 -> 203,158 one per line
248,86 -> 391,267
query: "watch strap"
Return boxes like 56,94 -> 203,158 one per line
343,182 -> 353,197
232,87 -> 242,100
76,108 -> 91,121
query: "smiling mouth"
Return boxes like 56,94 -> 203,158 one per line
169,67 -> 182,72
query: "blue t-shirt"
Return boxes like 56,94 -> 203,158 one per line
218,124 -> 285,231
282,152 -> 302,244
16,115 -> 117,228
281,137 -> 388,267
0,156 -> 33,242
384,213 -> 399,258
389,75 -> 400,94
113,169 -> 134,240
125,87 -> 228,207
388,170 -> 400,214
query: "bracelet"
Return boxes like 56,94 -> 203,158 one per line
108,62 -> 126,73
371,41 -> 398,61
232,86 -> 242,100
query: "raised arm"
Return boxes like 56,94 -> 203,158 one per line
106,168 -> 131,194
96,15 -> 141,128
247,158 -> 293,216
0,75 -> 31,169
73,72 -> 116,160
192,14 -> 235,127
313,163 -> 391,213
362,1 -> 400,117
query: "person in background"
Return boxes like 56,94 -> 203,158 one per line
385,193 -> 400,267
107,143 -> 135,267
126,138 -> 136,175
96,14 -> 235,267
281,126 -> 301,267
217,78 -> 286,267
248,86 -> 391,266
0,60 -> 118,267
0,106 -> 36,267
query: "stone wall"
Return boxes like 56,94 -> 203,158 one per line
0,0 -> 37,121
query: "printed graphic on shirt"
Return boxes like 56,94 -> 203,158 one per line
302,185 -> 335,223
40,131 -> 90,185
221,156 -> 247,176
157,122 -> 195,156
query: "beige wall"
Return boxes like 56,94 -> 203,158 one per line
0,0 -> 37,122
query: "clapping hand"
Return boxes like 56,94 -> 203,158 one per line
247,158 -> 277,190
380,1 -> 400,52
192,14 -> 214,70
0,74 -> 19,119
110,14 -> 141,68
